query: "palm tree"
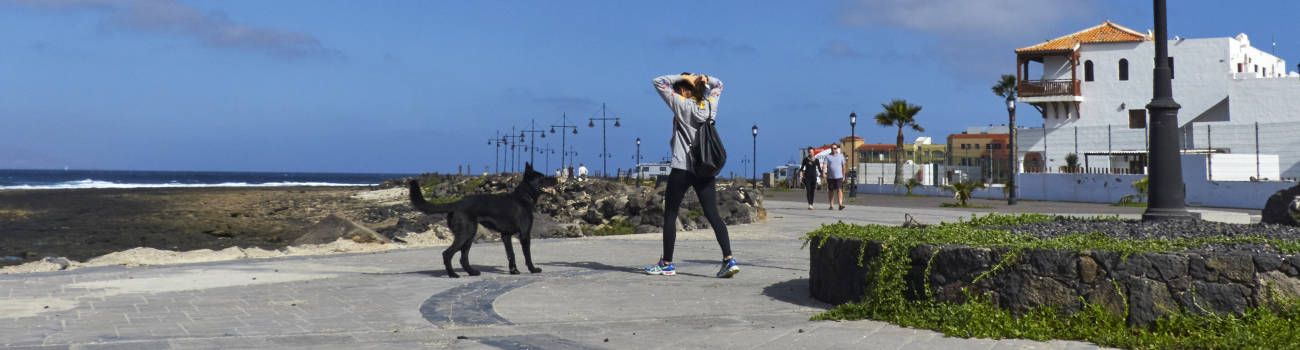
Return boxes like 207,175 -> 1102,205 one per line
944,181 -> 986,207
991,74 -> 1016,99
875,99 -> 924,185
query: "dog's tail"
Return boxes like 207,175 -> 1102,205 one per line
408,180 -> 456,214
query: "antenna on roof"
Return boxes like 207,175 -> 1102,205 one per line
1272,35 -> 1276,55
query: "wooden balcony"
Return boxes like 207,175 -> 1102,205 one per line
1018,79 -> 1078,97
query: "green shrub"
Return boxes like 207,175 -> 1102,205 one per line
587,218 -> 637,236
802,214 -> 1300,349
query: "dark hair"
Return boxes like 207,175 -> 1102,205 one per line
672,75 -> 708,102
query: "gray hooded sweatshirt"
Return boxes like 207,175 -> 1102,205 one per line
652,74 -> 724,173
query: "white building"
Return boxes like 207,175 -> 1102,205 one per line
634,162 -> 672,179
1014,21 -> 1300,179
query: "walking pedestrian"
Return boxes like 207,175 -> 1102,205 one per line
798,147 -> 821,210
644,72 -> 739,278
823,144 -> 846,210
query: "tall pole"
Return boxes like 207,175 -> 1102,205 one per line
849,112 -> 857,197
751,124 -> 758,189
637,136 -> 642,184
521,119 -> 547,166
1007,96 -> 1018,205
589,103 -> 622,178
550,113 -> 579,172
1143,0 -> 1194,221
503,129 -> 525,173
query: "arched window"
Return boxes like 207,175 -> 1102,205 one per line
1084,60 -> 1094,81
1238,63 -> 1244,72
1118,59 -> 1129,81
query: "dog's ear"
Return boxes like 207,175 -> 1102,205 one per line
525,162 -> 533,171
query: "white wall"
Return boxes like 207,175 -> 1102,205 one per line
854,155 -> 1297,209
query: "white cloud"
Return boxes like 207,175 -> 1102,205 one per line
838,0 -> 1093,41
5,0 -> 339,58
835,0 -> 1099,80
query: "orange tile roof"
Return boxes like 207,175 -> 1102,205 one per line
857,144 -> 895,151
1016,21 -> 1150,54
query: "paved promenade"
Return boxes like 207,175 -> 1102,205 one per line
2,196 -> 1255,349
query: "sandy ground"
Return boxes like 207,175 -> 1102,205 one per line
0,187 -> 453,275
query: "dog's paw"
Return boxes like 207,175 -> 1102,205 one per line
466,270 -> 481,276
447,272 -> 460,278
509,268 -> 521,275
529,267 -> 543,273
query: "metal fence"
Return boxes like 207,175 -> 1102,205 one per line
1016,120 -> 1300,181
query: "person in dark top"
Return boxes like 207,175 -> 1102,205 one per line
644,72 -> 738,278
798,147 -> 822,210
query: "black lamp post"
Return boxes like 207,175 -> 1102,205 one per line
521,119 -> 547,166
635,137 -> 642,186
589,103 -> 621,178
751,124 -> 758,189
1007,96 -> 1018,205
849,112 -> 857,198
503,129 -> 525,173
1143,0 -> 1194,221
550,113 -> 579,171
488,130 -> 506,174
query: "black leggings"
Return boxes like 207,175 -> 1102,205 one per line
804,180 -> 816,205
662,169 -> 731,262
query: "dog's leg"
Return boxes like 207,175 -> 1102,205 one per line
502,233 -> 521,274
459,239 -> 479,276
520,224 -> 542,273
443,213 -> 476,278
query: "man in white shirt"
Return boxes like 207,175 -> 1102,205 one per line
822,144 -> 846,210
577,163 -> 589,180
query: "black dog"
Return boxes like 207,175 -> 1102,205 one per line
408,162 -> 556,278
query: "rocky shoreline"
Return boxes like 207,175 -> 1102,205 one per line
0,174 -> 765,271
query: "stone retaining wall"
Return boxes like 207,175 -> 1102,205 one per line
810,237 -> 1300,326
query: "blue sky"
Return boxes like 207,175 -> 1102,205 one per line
1,0 -> 1296,175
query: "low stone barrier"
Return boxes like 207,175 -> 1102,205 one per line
811,237 -> 1300,326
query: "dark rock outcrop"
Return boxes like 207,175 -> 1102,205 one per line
811,236 -> 1300,327
1262,184 -> 1300,226
381,174 -> 764,240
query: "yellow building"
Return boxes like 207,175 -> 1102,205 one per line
853,137 -> 946,165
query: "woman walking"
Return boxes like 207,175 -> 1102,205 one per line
798,147 -> 821,210
644,72 -> 739,278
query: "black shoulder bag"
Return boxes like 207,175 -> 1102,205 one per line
691,118 -> 727,178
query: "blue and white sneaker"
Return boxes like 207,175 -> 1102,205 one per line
716,258 -> 740,278
645,260 -> 676,276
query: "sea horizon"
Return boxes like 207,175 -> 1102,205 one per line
0,168 -> 418,190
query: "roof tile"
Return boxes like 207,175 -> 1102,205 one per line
1016,21 -> 1150,54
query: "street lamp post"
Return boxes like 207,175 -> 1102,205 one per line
751,124 -> 758,189
635,137 -> 642,186
849,112 -> 857,198
1143,0 -> 1195,221
488,130 -> 505,174
1007,96 -> 1018,205
503,129 -> 525,173
550,113 -> 579,173
588,103 -> 621,178
521,119 -> 547,166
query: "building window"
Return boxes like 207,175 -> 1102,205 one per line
659,167 -> 667,171
975,144 -> 981,149
1084,60 -> 1094,81
1238,63 -> 1244,72
1118,59 -> 1129,81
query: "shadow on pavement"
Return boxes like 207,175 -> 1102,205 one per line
762,278 -> 831,309
543,261 -> 643,276
365,266 -> 507,278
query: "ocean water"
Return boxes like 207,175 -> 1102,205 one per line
0,169 -> 415,190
